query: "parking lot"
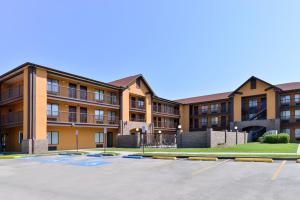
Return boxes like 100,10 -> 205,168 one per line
0,155 -> 299,200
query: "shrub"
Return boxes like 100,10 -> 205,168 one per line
258,136 -> 264,143
263,134 -> 278,143
277,133 -> 290,143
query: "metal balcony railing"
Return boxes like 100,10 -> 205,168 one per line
130,100 -> 146,110
0,111 -> 23,127
153,105 -> 180,115
154,121 -> 177,129
0,85 -> 23,102
47,111 -> 119,125
47,85 -> 119,106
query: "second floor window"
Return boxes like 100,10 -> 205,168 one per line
95,110 -> 104,121
201,117 -> 208,126
138,98 -> 145,108
249,99 -> 257,108
94,90 -> 104,101
295,110 -> 300,119
280,110 -> 290,120
47,104 -> 59,117
47,78 -> 59,93
108,111 -> 116,121
281,95 -> 290,105
295,94 -> 300,103
211,117 -> 218,125
110,93 -> 117,104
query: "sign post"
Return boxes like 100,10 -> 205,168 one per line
75,130 -> 79,152
104,127 -> 107,153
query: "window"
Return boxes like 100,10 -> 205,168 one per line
201,117 -> 208,126
95,133 -> 104,143
211,117 -> 218,126
280,111 -> 290,120
110,93 -> 117,105
295,129 -> 300,139
69,83 -> 77,98
249,99 -> 258,108
281,129 -> 290,135
48,131 -> 59,145
47,104 -> 59,117
94,90 -> 104,101
136,78 -> 141,88
80,86 -> 87,100
108,111 -> 116,122
18,131 -> 23,144
281,95 -> 290,105
295,94 -> 300,103
211,104 -> 219,113
80,107 -> 87,123
138,98 -> 145,109
201,105 -> 208,113
250,79 -> 256,89
95,110 -> 104,122
47,78 -> 59,93
295,110 -> 300,119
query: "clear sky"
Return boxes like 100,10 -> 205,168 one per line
0,0 -> 300,100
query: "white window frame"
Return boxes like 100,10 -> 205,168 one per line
47,131 -> 59,145
47,104 -> 59,117
47,78 -> 59,93
95,133 -> 104,144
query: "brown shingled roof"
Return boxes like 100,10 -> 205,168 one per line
276,82 -> 300,91
175,92 -> 231,104
108,74 -> 141,87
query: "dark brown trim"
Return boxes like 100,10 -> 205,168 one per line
153,95 -> 181,105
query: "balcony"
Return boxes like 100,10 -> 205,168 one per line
130,117 -> 146,122
130,100 -> 146,111
47,86 -> 119,106
47,111 -> 119,126
0,85 -> 23,104
153,105 -> 180,116
154,121 -> 177,129
0,111 -> 23,128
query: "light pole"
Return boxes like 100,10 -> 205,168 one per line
234,126 -> 238,145
158,130 -> 162,147
141,126 -> 146,155
177,124 -> 182,148
104,127 -> 107,153
72,123 -> 79,152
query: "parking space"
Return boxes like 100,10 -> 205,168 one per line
0,156 -> 299,200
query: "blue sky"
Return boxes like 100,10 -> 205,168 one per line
0,0 -> 300,100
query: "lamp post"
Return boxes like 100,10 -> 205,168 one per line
234,126 -> 238,145
104,127 -> 107,153
176,124 -> 182,148
72,123 -> 79,152
141,126 -> 146,155
158,130 -> 162,147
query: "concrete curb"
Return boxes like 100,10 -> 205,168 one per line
235,158 -> 274,163
152,156 -> 177,160
187,157 -> 218,161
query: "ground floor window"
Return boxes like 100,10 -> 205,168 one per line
18,131 -> 23,144
95,133 -> 104,144
281,129 -> 290,135
48,131 -> 59,145
295,129 -> 300,139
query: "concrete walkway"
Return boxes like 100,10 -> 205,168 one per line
297,144 -> 300,155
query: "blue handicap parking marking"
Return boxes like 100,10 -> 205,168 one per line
71,159 -> 112,167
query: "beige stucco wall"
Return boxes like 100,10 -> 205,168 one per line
180,104 -> 189,132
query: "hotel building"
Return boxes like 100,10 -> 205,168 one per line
0,63 -> 299,153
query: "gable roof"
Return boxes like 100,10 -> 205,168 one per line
276,82 -> 300,91
175,92 -> 231,104
109,74 -> 155,94
108,74 -> 142,87
229,76 -> 281,97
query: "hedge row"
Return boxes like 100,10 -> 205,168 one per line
260,133 -> 290,144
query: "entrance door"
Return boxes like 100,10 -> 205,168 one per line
107,132 -> 113,147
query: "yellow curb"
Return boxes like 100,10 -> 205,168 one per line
188,157 -> 218,161
296,159 -> 300,163
0,155 -> 22,159
152,156 -> 177,160
235,157 -> 273,163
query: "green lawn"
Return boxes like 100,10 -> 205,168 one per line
93,143 -> 299,153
